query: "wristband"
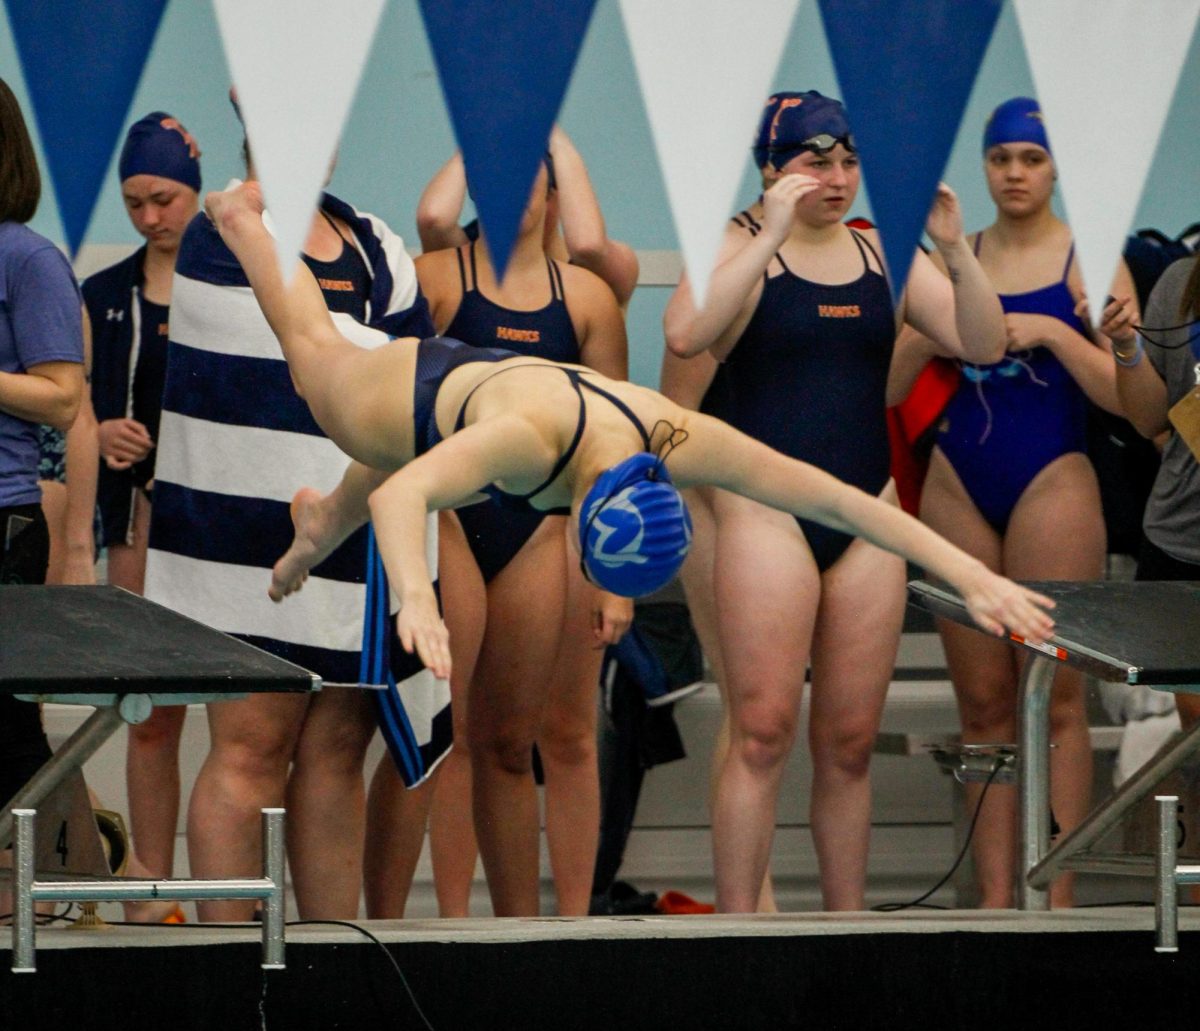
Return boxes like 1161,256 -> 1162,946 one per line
1112,337 -> 1143,368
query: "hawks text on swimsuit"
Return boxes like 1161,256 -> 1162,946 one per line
817,304 -> 860,318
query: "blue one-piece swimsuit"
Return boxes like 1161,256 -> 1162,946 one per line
719,215 -> 895,573
441,242 -> 583,582
935,238 -> 1089,534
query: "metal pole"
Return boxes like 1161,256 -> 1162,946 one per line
1030,719 -> 1200,889
12,809 -> 36,973
1017,656 -> 1056,910
1156,795 -> 1179,953
0,707 -> 125,848
261,808 -> 285,969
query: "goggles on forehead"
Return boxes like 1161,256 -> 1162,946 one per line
798,132 -> 856,155
769,133 -> 856,162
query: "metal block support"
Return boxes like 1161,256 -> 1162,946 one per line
11,807 -> 289,972
1157,795 -> 1180,953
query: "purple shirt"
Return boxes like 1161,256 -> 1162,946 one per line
0,222 -> 83,507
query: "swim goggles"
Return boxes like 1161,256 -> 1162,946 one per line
770,132 -> 857,158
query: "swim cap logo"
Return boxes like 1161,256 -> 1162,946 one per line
588,488 -> 649,569
769,96 -> 805,146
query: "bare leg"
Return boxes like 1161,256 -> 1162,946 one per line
124,707 -> 186,877
187,693 -> 308,922
428,515 -> 485,916
922,452 -> 1016,907
105,492 -> 185,876
711,498 -> 817,913
38,480 -> 66,584
1004,454 -> 1104,909
683,488 -> 777,912
538,540 -> 603,916
807,535 -> 906,910
286,686 -> 377,919
469,520 -> 567,915
364,759 -> 434,918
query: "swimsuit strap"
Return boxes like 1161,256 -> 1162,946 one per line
578,376 -> 652,450
454,244 -> 473,293
449,364 -> 588,502
451,364 -> 588,501
972,230 -> 984,257
850,228 -> 885,275
548,258 -> 565,301
468,238 -> 481,292
773,248 -> 794,276
319,208 -> 343,240
1061,242 -> 1076,282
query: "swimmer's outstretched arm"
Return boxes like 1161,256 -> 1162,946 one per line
674,413 -> 1056,642
369,415 -> 550,678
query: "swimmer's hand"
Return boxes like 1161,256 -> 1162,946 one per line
925,183 -> 964,249
396,593 -> 452,680
1095,294 -> 1137,348
1004,311 -> 1058,353
205,180 -> 265,234
957,564 -> 1056,644
592,591 -> 633,646
761,173 -> 821,242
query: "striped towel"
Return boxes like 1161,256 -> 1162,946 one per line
145,193 -> 451,786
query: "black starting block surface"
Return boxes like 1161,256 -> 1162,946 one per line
909,580 -> 1200,686
0,585 -> 317,696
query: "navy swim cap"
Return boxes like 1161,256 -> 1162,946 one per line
982,97 -> 1051,155
579,452 -> 693,598
765,91 -> 854,170
118,112 -> 201,191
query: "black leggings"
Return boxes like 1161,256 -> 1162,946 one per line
0,503 -> 52,810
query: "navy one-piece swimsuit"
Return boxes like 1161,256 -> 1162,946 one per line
936,237 -> 1089,533
719,217 -> 895,572
441,242 -> 583,582
410,336 -> 649,563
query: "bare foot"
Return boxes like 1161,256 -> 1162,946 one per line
270,487 -> 339,601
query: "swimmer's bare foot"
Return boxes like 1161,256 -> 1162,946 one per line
270,488 -> 339,601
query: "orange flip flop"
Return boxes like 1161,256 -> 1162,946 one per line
655,890 -> 715,915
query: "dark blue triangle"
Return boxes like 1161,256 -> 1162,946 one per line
4,0 -> 168,254
418,0 -> 597,280
818,0 -> 1001,305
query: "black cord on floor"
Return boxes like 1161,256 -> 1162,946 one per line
872,757 -> 1005,913
288,919 -> 436,1031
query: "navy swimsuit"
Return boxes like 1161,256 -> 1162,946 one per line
936,237 -> 1089,533
411,336 -> 649,576
441,242 -> 583,582
720,216 -> 895,572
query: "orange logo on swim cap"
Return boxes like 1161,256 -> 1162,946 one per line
769,96 -> 805,145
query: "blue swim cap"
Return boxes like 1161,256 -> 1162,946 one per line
982,97 -> 1051,155
764,91 -> 854,170
579,452 -> 693,598
118,112 -> 202,191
